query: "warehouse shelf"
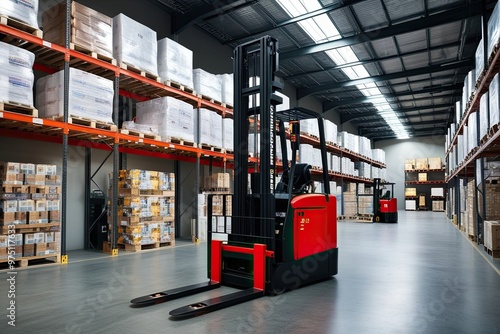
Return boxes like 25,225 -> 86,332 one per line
446,40 -> 500,157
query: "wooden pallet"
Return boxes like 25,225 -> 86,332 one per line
120,129 -> 161,141
70,43 -> 116,65
1,223 -> 60,234
164,136 -> 197,147
0,101 -> 38,117
51,116 -> 117,132
200,143 -> 223,152
0,15 -> 43,38
120,62 -> 160,82
120,241 -> 175,252
0,254 -> 60,269
484,246 -> 500,258
197,94 -> 225,106
164,79 -> 196,95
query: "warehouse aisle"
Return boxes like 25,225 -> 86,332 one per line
1,211 -> 499,334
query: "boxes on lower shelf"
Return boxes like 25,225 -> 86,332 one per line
432,200 -> 444,212
405,200 -> 416,210
484,221 -> 500,251
418,173 -> 427,181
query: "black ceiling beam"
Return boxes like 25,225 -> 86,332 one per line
172,0 -> 258,34
281,1 -> 482,60
283,40 -> 467,80
324,83 -> 462,112
221,0 -> 367,44
298,59 -> 471,98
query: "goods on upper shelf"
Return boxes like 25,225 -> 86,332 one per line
193,68 -> 222,102
135,96 -> 195,142
0,0 -> 39,29
487,1 -> 500,62
113,13 -> 158,76
222,118 -> 233,151
198,108 -> 223,148
219,73 -> 233,106
36,67 -> 115,124
42,1 -> 113,58
158,37 -> 193,89
0,42 -> 35,107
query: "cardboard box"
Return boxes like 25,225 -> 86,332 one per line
404,163 -> 414,171
35,243 -> 47,256
23,244 -> 35,257
432,200 -> 444,211
49,210 -> 60,223
405,188 -> 417,197
20,163 -> 35,175
419,195 -> 426,207
0,235 -> 7,247
0,211 -> 17,225
24,233 -> 35,245
28,211 -> 48,224
46,242 -> 57,254
1,162 -> 20,174
418,173 -> 427,181
428,157 -> 443,170
484,221 -> 500,251
415,158 -> 428,170
15,245 -> 23,258
2,173 -> 24,185
45,232 -> 55,243
34,232 -> 45,244
0,247 -> 7,259
3,200 -> 18,212
15,234 -> 23,246
16,212 -> 27,224
18,200 -> 35,212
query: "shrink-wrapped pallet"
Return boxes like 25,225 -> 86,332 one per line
193,68 -> 222,101
113,13 -> 158,76
475,39 -> 484,81
42,1 -> 113,58
488,1 -> 500,60
197,108 -> 222,148
480,92 -> 489,141
0,42 -> 35,106
136,97 -> 194,142
324,119 -> 337,144
222,118 -> 233,151
489,73 -> 500,128
157,37 -> 193,88
0,0 -> 39,28
219,73 -> 233,106
36,67 -> 114,123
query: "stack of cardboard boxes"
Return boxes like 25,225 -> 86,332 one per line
0,161 -> 61,262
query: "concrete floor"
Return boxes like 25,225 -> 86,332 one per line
1,211 -> 500,334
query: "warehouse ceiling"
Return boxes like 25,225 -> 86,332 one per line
148,0 -> 496,141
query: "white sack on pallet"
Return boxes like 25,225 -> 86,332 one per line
490,73 -> 500,127
135,96 -> 194,142
196,108 -> 222,147
0,0 -> 39,28
113,13 -> 158,76
0,42 -> 35,106
219,73 -> 233,106
157,37 -> 193,88
193,68 -> 222,101
222,118 -> 233,151
36,67 -> 114,123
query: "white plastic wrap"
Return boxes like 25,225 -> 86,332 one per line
467,112 -> 478,153
358,136 -> 372,159
36,67 -> 114,123
324,119 -> 337,144
158,37 -> 193,88
479,92 -> 489,141
490,73 -> 500,127
210,111 -> 223,148
222,118 -> 233,151
219,73 -> 233,106
475,39 -> 484,81
372,148 -> 385,164
193,68 -> 222,101
43,2 -> 113,58
488,2 -> 500,60
136,96 -> 194,142
0,42 -> 35,106
0,0 -> 39,28
113,13 -> 158,76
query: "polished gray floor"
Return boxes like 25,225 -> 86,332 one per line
1,211 -> 500,334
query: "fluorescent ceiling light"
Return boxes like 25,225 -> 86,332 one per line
277,0 -> 409,139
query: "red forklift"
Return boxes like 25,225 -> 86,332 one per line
372,178 -> 398,223
130,36 -> 338,318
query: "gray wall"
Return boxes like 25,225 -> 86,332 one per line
375,135 -> 446,210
